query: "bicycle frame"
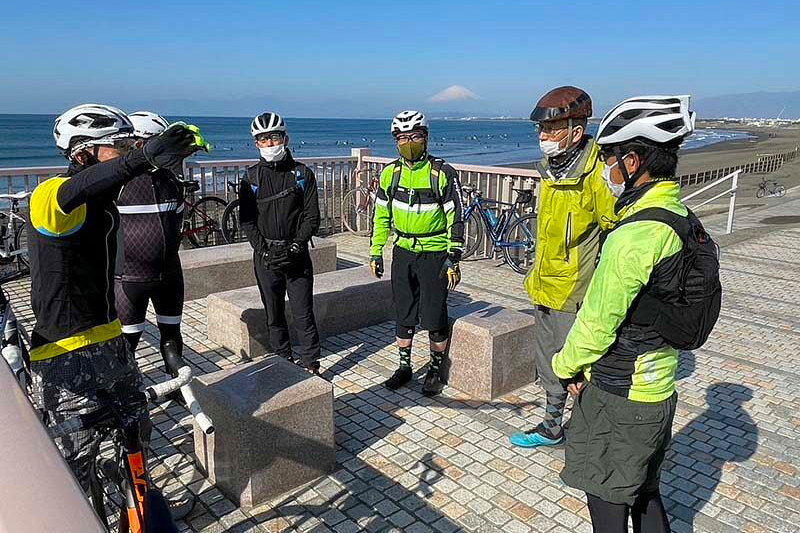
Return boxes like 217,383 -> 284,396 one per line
0,202 -> 26,259
465,196 -> 529,249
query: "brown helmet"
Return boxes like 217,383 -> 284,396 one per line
530,86 -> 592,123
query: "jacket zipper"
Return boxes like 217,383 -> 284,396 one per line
565,212 -> 572,263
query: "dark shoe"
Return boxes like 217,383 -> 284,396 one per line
384,367 -> 412,390
301,360 -> 321,376
422,367 -> 444,396
168,492 -> 196,521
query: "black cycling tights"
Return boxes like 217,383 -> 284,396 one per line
586,492 -> 671,533
123,323 -> 183,374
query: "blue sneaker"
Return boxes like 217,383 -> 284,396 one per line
509,427 -> 564,448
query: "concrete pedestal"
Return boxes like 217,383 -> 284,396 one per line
192,356 -> 335,508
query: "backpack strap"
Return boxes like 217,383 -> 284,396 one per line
385,159 -> 403,224
256,165 -> 307,205
614,207 -> 692,245
428,157 -> 445,208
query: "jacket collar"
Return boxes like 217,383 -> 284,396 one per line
535,137 -> 599,186
616,180 -> 684,219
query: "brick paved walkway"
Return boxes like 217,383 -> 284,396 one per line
6,199 -> 800,532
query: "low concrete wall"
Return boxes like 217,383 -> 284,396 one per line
180,237 -> 337,300
193,356 -> 335,507
207,265 -> 392,360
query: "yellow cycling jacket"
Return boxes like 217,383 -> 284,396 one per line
524,138 -> 617,312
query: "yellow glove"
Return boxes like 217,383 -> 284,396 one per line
370,256 -> 384,278
441,258 -> 461,290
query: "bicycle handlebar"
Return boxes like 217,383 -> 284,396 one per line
144,366 -> 192,402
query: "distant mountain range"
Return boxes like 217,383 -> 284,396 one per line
694,90 -> 800,119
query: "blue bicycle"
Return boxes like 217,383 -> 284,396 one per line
461,184 -> 537,274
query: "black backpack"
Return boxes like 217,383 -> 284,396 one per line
617,207 -> 722,350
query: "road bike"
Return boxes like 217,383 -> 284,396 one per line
0,191 -> 31,280
341,168 -> 379,236
461,184 -> 537,274
221,181 -> 246,244
755,177 -> 786,198
180,181 -> 227,248
50,343 -> 214,533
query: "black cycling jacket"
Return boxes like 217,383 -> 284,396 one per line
238,150 -> 320,261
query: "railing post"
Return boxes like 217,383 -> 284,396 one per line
726,170 -> 740,235
351,148 -> 371,188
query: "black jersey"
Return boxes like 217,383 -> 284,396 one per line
28,150 -> 150,360
115,169 -> 184,282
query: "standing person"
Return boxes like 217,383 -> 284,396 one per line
552,95 -> 714,533
238,112 -> 322,374
369,111 -> 464,396
115,111 -> 188,373
27,104 -> 203,488
510,87 -> 617,449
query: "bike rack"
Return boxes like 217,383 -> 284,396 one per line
682,169 -> 741,235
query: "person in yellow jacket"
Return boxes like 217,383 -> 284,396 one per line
510,87 -> 617,448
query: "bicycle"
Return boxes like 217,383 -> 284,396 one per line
221,181 -> 247,244
49,343 -> 214,533
755,177 -> 786,198
0,287 -> 30,390
461,184 -> 537,274
0,191 -> 31,279
181,180 -> 227,248
341,168 -> 379,236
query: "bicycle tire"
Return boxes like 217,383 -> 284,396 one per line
186,196 -> 227,248
341,187 -> 374,236
502,214 -> 537,275
756,187 -> 766,199
221,199 -> 248,244
461,209 -> 485,260
775,185 -> 786,197
13,220 -> 29,271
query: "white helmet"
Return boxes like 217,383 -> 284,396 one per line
391,110 -> 428,135
129,111 -> 170,138
53,104 -> 134,156
251,112 -> 286,137
597,95 -> 696,146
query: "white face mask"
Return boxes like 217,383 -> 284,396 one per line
258,144 -> 286,162
602,161 -> 626,197
539,139 -> 566,157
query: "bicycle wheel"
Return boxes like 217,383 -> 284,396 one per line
502,214 -> 537,275
461,209 -> 485,260
13,220 -> 28,271
221,199 -> 248,244
186,196 -> 227,248
341,187 -> 374,236
775,185 -> 786,197
756,186 -> 766,199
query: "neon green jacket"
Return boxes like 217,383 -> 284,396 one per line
552,181 -> 687,402
524,138 -> 618,312
370,156 -> 464,256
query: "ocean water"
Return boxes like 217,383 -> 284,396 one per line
0,114 -> 755,169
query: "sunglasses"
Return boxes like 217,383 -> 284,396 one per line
255,133 -> 285,143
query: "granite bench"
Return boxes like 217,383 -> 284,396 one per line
192,356 -> 335,507
445,302 -> 537,400
206,265 -> 393,360
180,237 -> 337,301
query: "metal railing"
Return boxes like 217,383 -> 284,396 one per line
677,146 -> 797,188
683,169 -> 741,234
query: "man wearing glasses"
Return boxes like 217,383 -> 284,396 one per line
369,110 -> 464,396
238,112 -> 322,374
509,87 -> 617,450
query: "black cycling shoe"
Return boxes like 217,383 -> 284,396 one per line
422,367 -> 444,396
384,367 -> 412,390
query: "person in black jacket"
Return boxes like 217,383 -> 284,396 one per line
115,111 -> 188,374
238,112 -> 322,374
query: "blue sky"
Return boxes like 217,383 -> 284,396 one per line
1,0 -> 798,117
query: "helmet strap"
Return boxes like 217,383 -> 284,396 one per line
613,145 -> 659,191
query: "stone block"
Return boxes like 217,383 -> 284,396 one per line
180,237 -> 337,300
207,265 -> 392,360
192,356 -> 335,508
445,303 -> 536,400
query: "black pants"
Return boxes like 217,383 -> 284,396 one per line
254,253 -> 320,366
391,246 -> 449,331
586,492 -> 671,533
